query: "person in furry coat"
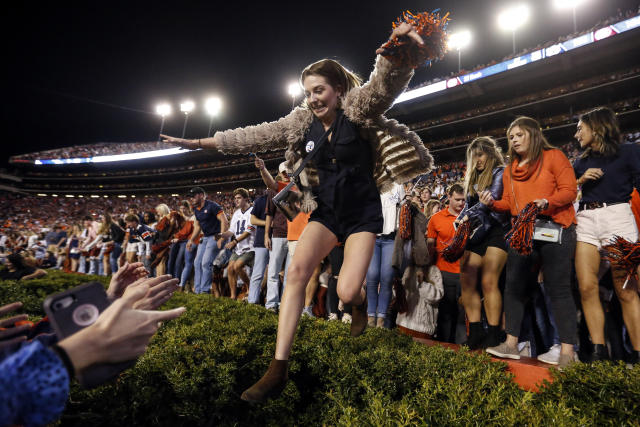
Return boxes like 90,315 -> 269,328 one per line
162,20 -> 439,403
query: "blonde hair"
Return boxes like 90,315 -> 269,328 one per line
463,137 -> 505,197
155,204 -> 170,217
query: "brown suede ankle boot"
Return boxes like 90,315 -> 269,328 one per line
350,295 -> 368,337
240,359 -> 288,403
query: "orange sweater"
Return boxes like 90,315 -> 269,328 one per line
492,149 -> 577,228
631,189 -> 640,229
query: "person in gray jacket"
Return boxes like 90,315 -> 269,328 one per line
161,18 -> 444,402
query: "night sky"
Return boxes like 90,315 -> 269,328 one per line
4,0 -> 638,166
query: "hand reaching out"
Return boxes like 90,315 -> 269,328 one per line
159,134 -> 199,150
0,302 -> 30,350
107,262 -> 148,300
57,283 -> 186,372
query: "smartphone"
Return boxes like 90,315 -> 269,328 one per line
43,282 -> 134,388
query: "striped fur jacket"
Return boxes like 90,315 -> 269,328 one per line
214,55 -> 433,213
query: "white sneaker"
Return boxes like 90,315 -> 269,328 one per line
537,344 -> 561,365
341,313 -> 352,324
327,313 -> 338,321
302,306 -> 315,318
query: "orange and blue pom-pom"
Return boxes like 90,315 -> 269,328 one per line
443,220 -> 471,263
505,202 -> 540,256
602,236 -> 640,288
399,202 -> 413,240
379,9 -> 450,69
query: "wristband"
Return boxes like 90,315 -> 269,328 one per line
51,344 -> 76,379
197,139 -> 202,148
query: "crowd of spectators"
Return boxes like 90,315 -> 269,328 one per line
407,7 -> 640,92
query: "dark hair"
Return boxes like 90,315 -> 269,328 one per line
447,183 -> 464,196
579,107 -> 621,158
300,59 -> 362,106
7,252 -> 25,270
233,188 -> 250,199
124,214 -> 139,223
83,215 -> 93,222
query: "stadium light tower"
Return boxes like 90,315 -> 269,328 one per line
497,4 -> 530,55
180,100 -> 195,138
448,30 -> 472,72
553,0 -> 589,33
205,97 -> 223,137
288,82 -> 301,110
155,103 -> 171,142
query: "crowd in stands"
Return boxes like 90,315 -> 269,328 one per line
408,7 -> 640,92
18,150 -> 284,179
9,141 -> 176,162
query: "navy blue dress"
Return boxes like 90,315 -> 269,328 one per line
304,111 -> 383,242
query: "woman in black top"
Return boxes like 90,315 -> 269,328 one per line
162,20 -> 434,402
573,107 -> 640,362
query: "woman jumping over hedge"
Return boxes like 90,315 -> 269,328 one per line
162,12 -> 448,402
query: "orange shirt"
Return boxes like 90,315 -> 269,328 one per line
631,189 -> 640,230
276,180 -> 310,241
426,208 -> 460,274
492,149 -> 577,228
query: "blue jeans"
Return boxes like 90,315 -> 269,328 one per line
109,243 -> 122,275
193,236 -> 219,294
88,256 -> 100,275
366,237 -> 395,318
168,241 -> 187,280
78,255 -> 86,274
181,243 -> 198,287
249,247 -> 269,304
266,237 -> 288,309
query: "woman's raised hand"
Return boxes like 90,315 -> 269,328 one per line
376,22 -> 424,54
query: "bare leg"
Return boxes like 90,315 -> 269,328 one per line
103,255 -> 111,276
156,258 -> 166,276
336,232 -> 376,305
575,242 -> 605,345
481,246 -> 507,326
460,251 -> 483,323
611,265 -> 640,351
228,260 -> 239,299
304,265 -> 322,307
274,222 -> 338,360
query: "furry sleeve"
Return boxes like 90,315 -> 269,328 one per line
214,107 -> 312,155
343,55 -> 413,125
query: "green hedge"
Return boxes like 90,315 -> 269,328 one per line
1,272 -> 639,425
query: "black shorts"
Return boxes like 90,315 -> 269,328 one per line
309,198 -> 382,243
466,223 -> 509,256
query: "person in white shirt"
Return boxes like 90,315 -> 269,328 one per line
219,188 -> 256,299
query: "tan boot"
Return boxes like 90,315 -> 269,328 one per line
350,295 -> 368,337
241,359 -> 288,403
368,316 -> 376,328
376,317 -> 385,328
